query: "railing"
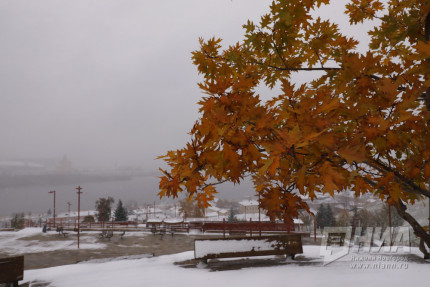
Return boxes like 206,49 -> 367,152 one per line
200,219 -> 295,237
1,218 -> 303,237
45,220 -> 139,230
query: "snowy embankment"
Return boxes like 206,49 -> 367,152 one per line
23,247 -> 430,287
0,228 -> 106,254
1,228 -> 429,287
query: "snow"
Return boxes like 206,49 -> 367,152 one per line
2,228 -> 429,287
22,248 -> 430,287
0,228 -> 106,255
163,218 -> 183,224
195,238 -> 277,258
239,199 -> 259,206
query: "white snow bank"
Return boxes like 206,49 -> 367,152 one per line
23,247 -> 430,287
195,239 -> 280,258
0,228 -> 106,255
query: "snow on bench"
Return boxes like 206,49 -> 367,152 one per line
194,234 -> 303,263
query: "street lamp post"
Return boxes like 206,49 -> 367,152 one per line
48,190 -> 56,228
76,186 -> 83,248
312,213 -> 317,243
388,204 -> 393,246
67,202 -> 71,227
258,193 -> 261,237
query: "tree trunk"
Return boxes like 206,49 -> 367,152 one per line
393,200 -> 430,259
426,12 -> 430,111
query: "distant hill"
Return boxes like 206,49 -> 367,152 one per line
0,173 -> 131,189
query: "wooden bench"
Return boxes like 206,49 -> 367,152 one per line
229,230 -> 247,236
194,234 -> 303,263
99,230 -> 114,240
151,226 -> 166,238
56,226 -> 68,238
0,256 -> 24,287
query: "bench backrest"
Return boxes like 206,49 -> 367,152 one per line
194,234 -> 303,260
0,256 -> 24,284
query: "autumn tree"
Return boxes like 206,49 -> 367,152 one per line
158,0 -> 430,258
178,199 -> 204,219
10,213 -> 25,229
336,210 -> 352,227
82,215 -> 95,223
299,211 -> 314,230
95,197 -> 115,222
357,208 -> 375,228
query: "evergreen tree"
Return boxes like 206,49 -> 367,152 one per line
326,204 -> 336,227
316,204 -> 326,229
10,213 -> 25,229
114,200 -> 128,222
227,207 -> 237,222
336,210 -> 352,227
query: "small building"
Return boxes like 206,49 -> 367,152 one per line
238,199 -> 260,214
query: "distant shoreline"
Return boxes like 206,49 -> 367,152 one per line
0,173 -> 136,189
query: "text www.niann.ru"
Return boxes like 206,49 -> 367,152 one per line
350,263 -> 409,270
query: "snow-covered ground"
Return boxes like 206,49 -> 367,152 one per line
0,228 -> 106,255
1,228 -> 429,287
22,249 -> 430,287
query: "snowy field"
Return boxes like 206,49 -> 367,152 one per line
1,229 -> 429,287
23,250 -> 430,287
0,228 -> 107,255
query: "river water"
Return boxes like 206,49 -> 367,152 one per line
0,174 -> 253,217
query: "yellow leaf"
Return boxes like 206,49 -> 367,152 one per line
268,156 -> 280,177
259,158 -> 274,175
389,183 -> 402,202
319,162 -> 343,196
296,166 -> 306,193
338,145 -> 366,163
424,164 -> 430,179
318,133 -> 336,150
415,41 -> 430,58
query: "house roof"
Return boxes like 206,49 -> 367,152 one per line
238,199 -> 259,206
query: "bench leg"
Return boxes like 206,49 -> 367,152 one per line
199,259 -> 208,265
5,281 -> 19,287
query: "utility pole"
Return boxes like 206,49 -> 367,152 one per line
67,202 -> 71,227
312,213 -> 317,243
388,204 -> 392,246
258,193 -> 261,237
76,186 -> 83,248
48,190 -> 56,228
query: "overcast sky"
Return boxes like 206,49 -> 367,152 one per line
0,0 -> 375,170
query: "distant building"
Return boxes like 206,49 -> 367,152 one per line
56,155 -> 73,173
238,199 -> 260,214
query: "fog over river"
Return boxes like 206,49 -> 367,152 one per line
0,172 -> 253,217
